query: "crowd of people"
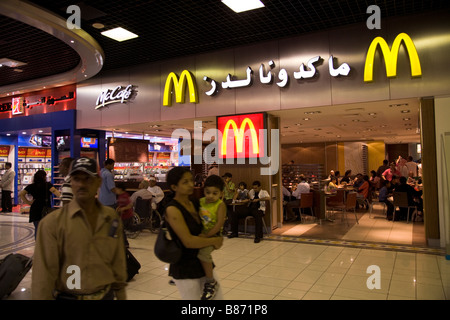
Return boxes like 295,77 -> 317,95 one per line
319,156 -> 423,221
6,155 -> 424,301
26,157 -> 270,301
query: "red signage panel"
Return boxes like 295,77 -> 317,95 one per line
217,112 -> 266,159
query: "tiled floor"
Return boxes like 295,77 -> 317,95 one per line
274,203 -> 426,246
1,208 -> 449,300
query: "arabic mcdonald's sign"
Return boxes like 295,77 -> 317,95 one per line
364,33 -> 422,82
217,112 -> 266,159
163,70 -> 198,106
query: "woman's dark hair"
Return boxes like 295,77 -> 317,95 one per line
238,181 -> 247,189
33,170 -> 47,185
167,166 -> 191,191
204,174 -> 225,190
344,170 -> 352,176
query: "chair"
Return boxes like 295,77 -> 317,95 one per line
326,189 -> 345,206
327,192 -> 358,226
368,191 -> 386,218
134,197 -> 151,220
244,216 -> 270,235
393,192 -> 417,223
326,189 -> 345,220
298,192 -> 315,223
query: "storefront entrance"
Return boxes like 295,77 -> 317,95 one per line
273,98 -> 429,247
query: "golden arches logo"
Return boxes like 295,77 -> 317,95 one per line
221,118 -> 260,156
364,33 -> 422,82
163,70 -> 198,106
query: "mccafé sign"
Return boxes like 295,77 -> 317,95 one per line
95,85 -> 135,109
163,33 -> 422,106
217,113 -> 266,159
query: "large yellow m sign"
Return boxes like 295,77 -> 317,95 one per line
222,117 -> 260,156
364,33 -> 422,82
163,70 -> 198,106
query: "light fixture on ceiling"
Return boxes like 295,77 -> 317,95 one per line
0,58 -> 27,68
101,27 -> 139,42
401,110 -> 410,113
92,22 -> 105,29
221,0 -> 265,13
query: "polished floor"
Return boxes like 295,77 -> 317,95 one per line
1,206 -> 449,300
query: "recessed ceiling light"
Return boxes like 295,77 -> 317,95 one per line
22,132 -> 26,134
92,22 -> 105,29
302,118 -> 311,121
368,112 -> 376,116
101,27 -> 139,42
304,111 -> 321,115
401,110 -> 410,113
38,130 -> 43,133
0,58 -> 27,68
221,0 -> 265,13
6,133 -> 11,136
403,118 -> 411,121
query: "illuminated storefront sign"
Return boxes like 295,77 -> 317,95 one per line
95,85 -> 134,109
364,33 -> 422,82
163,70 -> 198,106
162,33 -> 421,106
217,113 -> 266,159
12,97 -> 24,115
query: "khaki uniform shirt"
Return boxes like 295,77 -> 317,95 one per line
32,200 -> 127,300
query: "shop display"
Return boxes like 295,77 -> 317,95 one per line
17,147 -> 52,206
282,164 -> 324,192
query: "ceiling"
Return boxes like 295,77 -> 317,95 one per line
2,0 -> 447,144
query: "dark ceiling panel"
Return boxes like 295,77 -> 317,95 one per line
2,0 -> 450,87
0,15 -> 80,86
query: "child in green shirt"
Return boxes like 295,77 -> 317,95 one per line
198,175 -> 227,300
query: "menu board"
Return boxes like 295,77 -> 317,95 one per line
108,138 -> 148,163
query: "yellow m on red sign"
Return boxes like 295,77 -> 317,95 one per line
163,70 -> 198,106
364,33 -> 422,82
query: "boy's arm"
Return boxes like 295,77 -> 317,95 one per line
204,202 -> 227,238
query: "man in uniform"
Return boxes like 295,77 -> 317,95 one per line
32,157 -> 127,300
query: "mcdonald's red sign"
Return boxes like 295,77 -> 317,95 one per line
217,112 -> 266,159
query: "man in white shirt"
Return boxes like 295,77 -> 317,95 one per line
405,156 -> 418,177
285,174 -> 310,222
130,180 -> 154,204
147,177 -> 164,210
1,162 -> 15,213
228,180 -> 270,243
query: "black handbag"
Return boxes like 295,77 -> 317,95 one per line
154,219 -> 182,264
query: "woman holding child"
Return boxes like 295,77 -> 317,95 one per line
164,167 -> 224,300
